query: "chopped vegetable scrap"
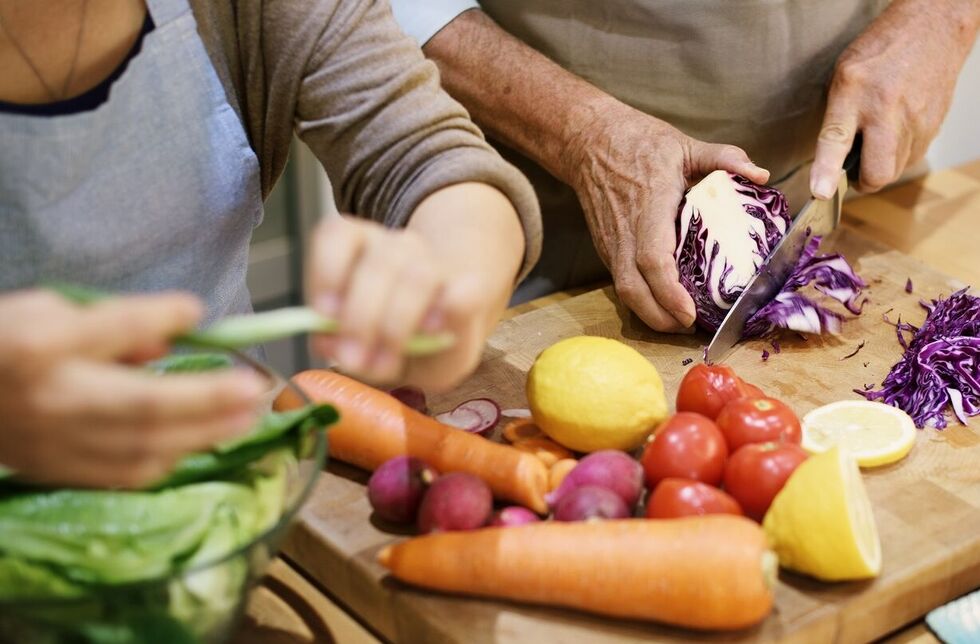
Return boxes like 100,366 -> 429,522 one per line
681,357 -> 694,366
860,288 -> 980,428
761,349 -> 770,361
840,341 -> 866,361
742,237 -> 867,338
906,278 -> 914,294
434,398 -> 501,436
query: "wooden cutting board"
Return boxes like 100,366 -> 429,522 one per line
282,225 -> 980,644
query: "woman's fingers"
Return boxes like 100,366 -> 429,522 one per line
308,215 -> 366,318
47,361 -> 265,427
71,292 -> 204,360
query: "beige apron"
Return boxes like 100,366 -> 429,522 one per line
479,0 -> 889,301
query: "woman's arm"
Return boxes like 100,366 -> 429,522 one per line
285,0 -> 540,279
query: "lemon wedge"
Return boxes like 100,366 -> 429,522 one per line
763,446 -> 881,581
527,336 -> 668,452
801,400 -> 916,468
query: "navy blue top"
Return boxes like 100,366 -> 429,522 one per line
0,12 -> 154,116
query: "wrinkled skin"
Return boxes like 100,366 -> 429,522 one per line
563,99 -> 770,332
810,0 -> 980,197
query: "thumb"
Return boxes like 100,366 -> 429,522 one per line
691,142 -> 770,185
811,90 -> 860,199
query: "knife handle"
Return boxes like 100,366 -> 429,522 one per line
843,132 -> 863,184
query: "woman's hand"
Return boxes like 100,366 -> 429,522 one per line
307,183 -> 524,392
563,99 -> 771,332
0,290 -> 265,488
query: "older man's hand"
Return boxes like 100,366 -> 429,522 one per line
563,98 -> 770,332
810,0 -> 980,198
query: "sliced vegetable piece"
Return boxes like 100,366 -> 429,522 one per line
548,459 -> 578,493
435,398 -> 501,436
861,288 -> 980,428
512,438 -> 573,468
502,418 -> 543,443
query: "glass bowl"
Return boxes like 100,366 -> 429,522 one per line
0,350 -> 327,644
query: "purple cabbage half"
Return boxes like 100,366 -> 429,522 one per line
860,288 -> 980,428
675,170 -> 865,338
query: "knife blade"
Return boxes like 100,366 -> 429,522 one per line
703,139 -> 862,364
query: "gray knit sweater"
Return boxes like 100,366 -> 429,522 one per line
188,0 -> 541,278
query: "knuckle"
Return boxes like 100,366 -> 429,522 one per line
835,60 -> 867,87
614,278 -> 642,305
818,123 -> 853,144
635,250 -> 674,276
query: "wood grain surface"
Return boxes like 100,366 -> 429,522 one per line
238,162 -> 980,643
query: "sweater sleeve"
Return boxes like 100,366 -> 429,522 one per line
289,0 -> 541,282
389,0 -> 478,45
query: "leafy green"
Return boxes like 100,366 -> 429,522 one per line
0,390 -> 335,643
152,404 -> 336,488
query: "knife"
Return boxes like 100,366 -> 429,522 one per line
703,138 -> 862,364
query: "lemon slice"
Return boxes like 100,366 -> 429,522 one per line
801,400 -> 916,468
763,446 -> 881,581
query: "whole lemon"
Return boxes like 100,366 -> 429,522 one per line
526,336 -> 668,452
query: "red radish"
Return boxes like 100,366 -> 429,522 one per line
553,485 -> 630,522
387,386 -> 427,414
490,506 -> 541,527
367,456 -> 437,524
417,472 -> 493,533
545,450 -> 643,509
435,398 -> 501,435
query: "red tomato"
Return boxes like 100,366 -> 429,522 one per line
675,364 -> 765,420
640,413 -> 728,488
723,442 -> 808,521
716,397 -> 802,452
645,478 -> 743,519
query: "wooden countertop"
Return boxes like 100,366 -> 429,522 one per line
234,160 -> 980,644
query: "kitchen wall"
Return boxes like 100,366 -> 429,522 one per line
927,43 -> 980,171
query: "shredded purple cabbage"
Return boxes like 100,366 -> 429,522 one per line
860,288 -> 980,428
676,172 -> 865,339
742,237 -> 866,338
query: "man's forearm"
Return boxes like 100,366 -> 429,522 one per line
424,9 -> 620,185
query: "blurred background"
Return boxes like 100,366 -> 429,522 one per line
251,45 -> 980,376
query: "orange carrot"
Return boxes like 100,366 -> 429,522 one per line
276,370 -> 549,513
378,516 -> 775,630
549,458 -> 578,492
501,418 -> 543,443
512,437 -> 573,467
